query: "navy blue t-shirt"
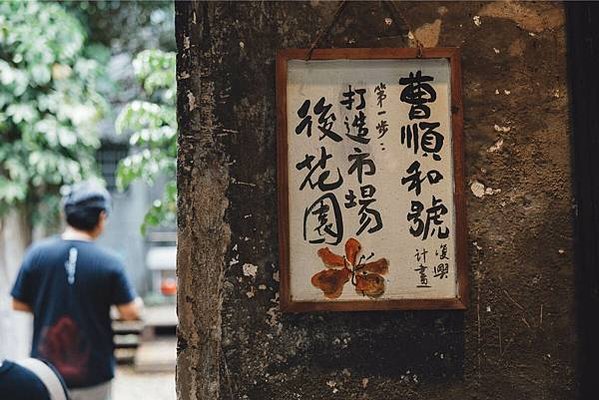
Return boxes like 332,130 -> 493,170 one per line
11,237 -> 136,389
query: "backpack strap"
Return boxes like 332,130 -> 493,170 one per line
16,358 -> 68,400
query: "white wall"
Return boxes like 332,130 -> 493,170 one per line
0,210 -> 33,360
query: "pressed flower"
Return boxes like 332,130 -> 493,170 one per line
311,237 -> 389,299
311,268 -> 351,299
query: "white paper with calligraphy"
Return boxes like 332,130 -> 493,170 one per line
286,59 -> 456,302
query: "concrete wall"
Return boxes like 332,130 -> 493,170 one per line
175,2 -> 575,399
0,210 -> 33,360
97,181 -> 149,295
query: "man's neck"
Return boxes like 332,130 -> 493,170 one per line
62,227 -> 96,241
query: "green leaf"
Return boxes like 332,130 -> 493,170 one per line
6,103 -> 38,124
4,157 -> 30,182
30,64 -> 51,85
115,100 -> 175,135
0,176 -> 27,204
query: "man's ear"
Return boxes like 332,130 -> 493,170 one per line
93,210 -> 109,238
98,210 -> 109,228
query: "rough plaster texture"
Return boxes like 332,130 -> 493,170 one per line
175,2 -> 576,399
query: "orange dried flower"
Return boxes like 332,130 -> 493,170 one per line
311,238 -> 389,299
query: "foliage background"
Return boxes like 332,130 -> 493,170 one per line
0,1 -> 106,226
115,49 -> 177,233
0,0 -> 176,232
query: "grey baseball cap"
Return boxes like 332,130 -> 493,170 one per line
62,181 -> 112,215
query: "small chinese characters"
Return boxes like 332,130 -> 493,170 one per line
413,244 -> 450,289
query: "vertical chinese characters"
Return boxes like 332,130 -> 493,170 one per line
295,97 -> 345,245
295,83 -> 386,250
398,69 -> 450,288
342,85 -> 383,237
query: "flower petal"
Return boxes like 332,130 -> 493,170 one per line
361,258 -> 389,275
311,268 -> 351,299
344,238 -> 361,266
317,247 -> 346,268
355,273 -> 385,298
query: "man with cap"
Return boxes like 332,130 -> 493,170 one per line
10,180 -> 142,400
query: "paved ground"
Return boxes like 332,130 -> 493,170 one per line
112,304 -> 177,399
113,366 -> 175,400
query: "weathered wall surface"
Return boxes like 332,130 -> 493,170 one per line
0,210 -> 33,360
175,2 -> 575,399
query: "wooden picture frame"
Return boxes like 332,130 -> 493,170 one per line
276,48 -> 467,312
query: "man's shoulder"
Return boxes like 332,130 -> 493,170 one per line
83,243 -> 125,270
23,237 -> 63,261
28,237 -> 125,270
77,242 -> 123,264
27,236 -> 62,252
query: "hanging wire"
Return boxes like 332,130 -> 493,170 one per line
383,1 -> 425,57
305,1 -> 425,60
305,0 -> 349,60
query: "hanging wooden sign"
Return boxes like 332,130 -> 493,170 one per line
276,48 -> 467,312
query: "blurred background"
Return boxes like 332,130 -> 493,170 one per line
0,1 -> 177,398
